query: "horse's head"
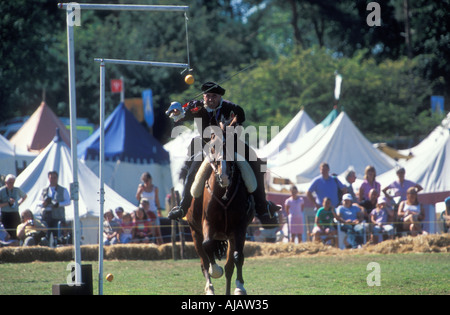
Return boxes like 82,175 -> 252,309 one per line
205,115 -> 237,189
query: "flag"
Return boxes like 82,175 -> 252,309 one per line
431,95 -> 444,113
142,89 -> 154,127
111,79 -> 123,93
334,73 -> 343,100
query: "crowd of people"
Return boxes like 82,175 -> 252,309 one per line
277,162 -> 450,248
0,171 -> 166,247
1,163 -> 449,249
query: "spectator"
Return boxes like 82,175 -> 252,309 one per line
136,172 -> 161,218
284,185 -> 304,243
307,163 -> 347,209
397,187 -> 425,236
358,188 -> 380,223
0,174 -> 27,240
370,196 -> 394,244
0,215 -> 19,246
132,207 -> 153,243
382,167 -> 423,203
114,207 -> 124,223
358,165 -> 380,202
140,199 -> 162,245
39,171 -> 71,240
344,169 -> 357,201
442,197 -> 450,233
311,197 -> 337,245
16,209 -> 48,246
120,213 -> 134,244
336,193 -> 365,249
103,210 -> 121,245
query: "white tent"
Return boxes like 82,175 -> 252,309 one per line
163,124 -> 199,193
378,125 -> 450,193
257,109 -> 316,160
0,133 -> 36,177
268,111 -> 397,186
15,134 -> 136,244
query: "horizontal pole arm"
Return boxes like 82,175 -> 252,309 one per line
94,58 -> 188,69
58,3 -> 189,12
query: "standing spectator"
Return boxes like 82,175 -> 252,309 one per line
336,194 -> 365,249
358,165 -> 381,202
370,196 -> 394,244
311,197 -> 337,245
442,197 -> 450,233
103,210 -> 121,245
136,172 -> 161,218
344,169 -> 357,201
0,174 -> 27,240
16,209 -> 48,246
382,167 -> 423,203
307,163 -> 347,209
397,187 -> 425,236
39,171 -> 71,240
284,185 -> 304,243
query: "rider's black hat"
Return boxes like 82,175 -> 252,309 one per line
201,81 -> 226,96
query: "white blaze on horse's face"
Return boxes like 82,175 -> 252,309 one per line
219,159 -> 230,188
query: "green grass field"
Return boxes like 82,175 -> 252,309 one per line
0,253 -> 448,295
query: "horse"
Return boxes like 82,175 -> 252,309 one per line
186,124 -> 255,295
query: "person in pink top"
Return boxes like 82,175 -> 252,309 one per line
284,185 -> 304,243
382,167 -> 423,203
358,165 -> 381,202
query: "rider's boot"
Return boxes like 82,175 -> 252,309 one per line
168,160 -> 201,221
248,159 -> 281,226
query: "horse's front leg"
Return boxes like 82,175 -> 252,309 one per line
191,227 -> 215,295
202,221 -> 224,279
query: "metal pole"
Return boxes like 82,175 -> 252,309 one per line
120,76 -> 125,104
94,58 -> 188,69
66,5 -> 82,286
58,3 -> 188,12
98,60 -> 106,295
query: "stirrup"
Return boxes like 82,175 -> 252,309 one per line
168,206 -> 185,221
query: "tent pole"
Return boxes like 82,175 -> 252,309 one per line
98,60 -> 106,295
66,5 -> 82,286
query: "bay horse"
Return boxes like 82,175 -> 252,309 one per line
186,124 -> 255,295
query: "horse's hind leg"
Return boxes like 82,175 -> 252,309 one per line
233,234 -> 247,295
224,238 -> 235,295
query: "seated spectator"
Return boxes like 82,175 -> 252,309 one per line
103,209 -> 121,245
16,209 -> 48,246
336,194 -> 365,249
358,165 -> 380,202
311,197 -> 337,245
398,187 -> 426,236
0,215 -> 19,247
132,207 -> 153,243
358,188 -> 380,222
114,207 -> 124,223
344,169 -> 357,201
370,196 -> 394,244
140,198 -> 162,245
120,213 -> 134,244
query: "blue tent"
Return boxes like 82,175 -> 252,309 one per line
78,103 -> 169,164
78,103 -> 172,204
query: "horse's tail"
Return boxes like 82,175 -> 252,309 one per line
214,240 -> 228,261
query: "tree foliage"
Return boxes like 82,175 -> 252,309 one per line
1,0 -> 448,144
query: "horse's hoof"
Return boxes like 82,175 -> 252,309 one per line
234,288 -> 247,295
234,280 -> 247,295
209,264 -> 224,279
205,284 -> 215,295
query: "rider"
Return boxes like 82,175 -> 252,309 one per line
166,81 -> 280,225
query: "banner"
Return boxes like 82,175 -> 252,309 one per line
431,95 -> 444,113
142,89 -> 154,127
110,79 -> 123,93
